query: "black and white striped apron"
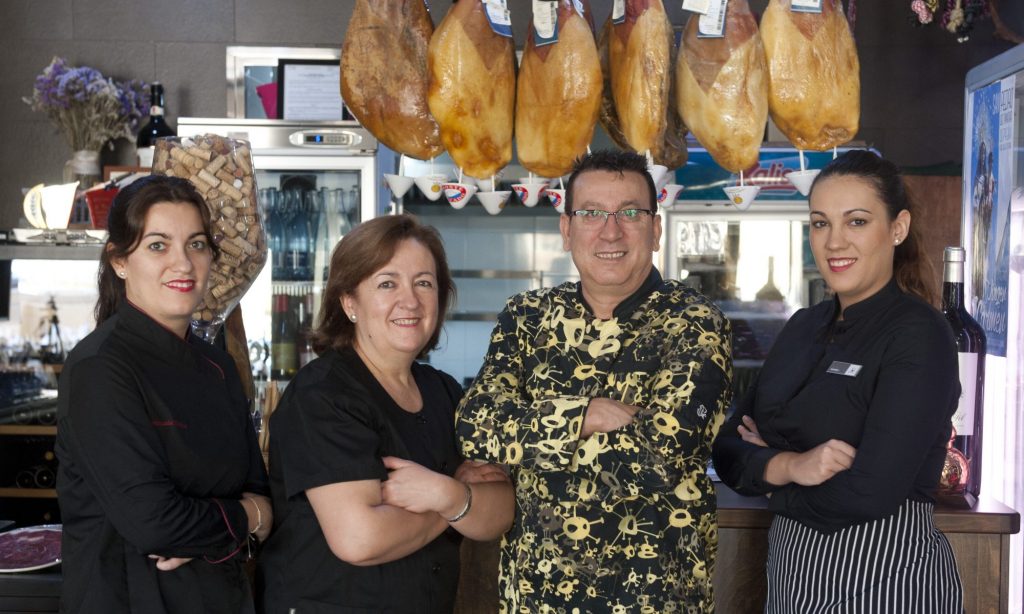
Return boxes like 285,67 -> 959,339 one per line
765,498 -> 963,613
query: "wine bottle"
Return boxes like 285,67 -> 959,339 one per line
136,82 -> 176,167
270,293 -> 298,380
938,246 -> 986,503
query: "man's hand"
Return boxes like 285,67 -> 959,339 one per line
580,398 -> 640,438
454,460 -> 509,484
148,555 -> 192,571
738,415 -> 768,447
766,439 -> 857,487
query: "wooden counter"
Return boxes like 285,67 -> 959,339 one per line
714,485 -> 1020,614
455,484 -> 1020,614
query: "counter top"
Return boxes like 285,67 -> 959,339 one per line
715,483 -> 1021,535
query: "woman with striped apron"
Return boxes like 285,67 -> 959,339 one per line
713,150 -> 964,613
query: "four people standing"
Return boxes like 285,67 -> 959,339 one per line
56,149 -> 968,612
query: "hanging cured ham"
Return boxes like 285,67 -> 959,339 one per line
761,0 -> 860,151
516,0 -> 602,178
427,0 -> 516,179
340,0 -> 443,160
676,0 -> 768,172
600,1 -> 687,168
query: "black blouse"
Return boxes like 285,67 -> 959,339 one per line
713,279 -> 960,533
257,347 -> 464,614
56,302 -> 269,614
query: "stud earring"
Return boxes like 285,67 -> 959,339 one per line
349,314 -> 357,322
118,271 -> 126,278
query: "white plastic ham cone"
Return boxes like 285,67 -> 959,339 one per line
383,174 -> 415,199
414,174 -> 447,201
442,182 -> 477,210
787,169 -> 820,196
658,184 -> 684,210
477,190 -> 510,215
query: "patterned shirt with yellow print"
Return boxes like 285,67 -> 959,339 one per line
456,269 -> 732,614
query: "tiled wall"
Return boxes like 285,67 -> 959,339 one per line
414,212 -> 579,385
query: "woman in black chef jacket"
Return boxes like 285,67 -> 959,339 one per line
56,175 -> 271,613
256,215 -> 514,614
713,150 -> 964,613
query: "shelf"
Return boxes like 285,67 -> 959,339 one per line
0,425 -> 57,436
0,487 -> 57,499
0,243 -> 102,261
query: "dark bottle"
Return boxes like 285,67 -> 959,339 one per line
136,82 -> 176,167
270,293 -> 298,380
938,246 -> 986,502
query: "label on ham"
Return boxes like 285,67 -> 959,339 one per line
612,0 -> 625,23
698,0 -> 728,37
533,0 -> 559,44
484,0 -> 514,37
791,0 -> 823,12
682,0 -> 712,14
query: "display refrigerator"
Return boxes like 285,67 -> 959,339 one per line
177,118 -> 384,381
661,147 -> 850,399
961,44 -> 1024,611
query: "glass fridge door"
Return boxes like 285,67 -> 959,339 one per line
663,206 -> 817,398
237,154 -> 376,381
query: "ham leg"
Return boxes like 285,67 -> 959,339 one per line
340,0 -> 443,160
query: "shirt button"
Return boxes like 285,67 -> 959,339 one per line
416,415 -> 428,425
431,563 -> 441,574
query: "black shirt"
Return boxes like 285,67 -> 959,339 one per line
56,302 -> 269,614
257,347 -> 463,614
713,279 -> 959,533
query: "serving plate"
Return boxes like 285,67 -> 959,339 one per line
0,524 -> 62,573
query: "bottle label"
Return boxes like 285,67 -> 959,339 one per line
272,342 -> 297,372
952,352 -> 978,435
150,105 -> 165,117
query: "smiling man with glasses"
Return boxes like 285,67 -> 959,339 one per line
456,150 -> 734,613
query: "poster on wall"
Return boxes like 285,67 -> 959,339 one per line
967,76 -> 1014,357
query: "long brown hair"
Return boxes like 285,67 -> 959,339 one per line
95,175 -> 218,324
809,150 -> 937,305
310,214 -> 455,358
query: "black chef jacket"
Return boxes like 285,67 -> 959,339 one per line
257,347 -> 463,614
713,279 -> 959,533
56,302 -> 269,614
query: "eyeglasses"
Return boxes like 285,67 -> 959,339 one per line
571,208 -> 654,227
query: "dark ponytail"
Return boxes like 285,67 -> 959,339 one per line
95,175 -> 218,325
809,150 -> 937,305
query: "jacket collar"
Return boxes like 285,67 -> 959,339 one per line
577,267 -> 663,319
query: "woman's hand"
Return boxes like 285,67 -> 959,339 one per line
380,456 -> 460,517
766,439 -> 858,487
242,492 -> 273,543
738,415 -> 768,447
454,460 -> 509,484
148,554 -> 192,571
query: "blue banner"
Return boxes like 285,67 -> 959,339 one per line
673,148 -> 868,202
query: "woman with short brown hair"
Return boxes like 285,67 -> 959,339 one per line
257,214 -> 513,613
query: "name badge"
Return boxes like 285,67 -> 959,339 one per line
827,361 -> 862,377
